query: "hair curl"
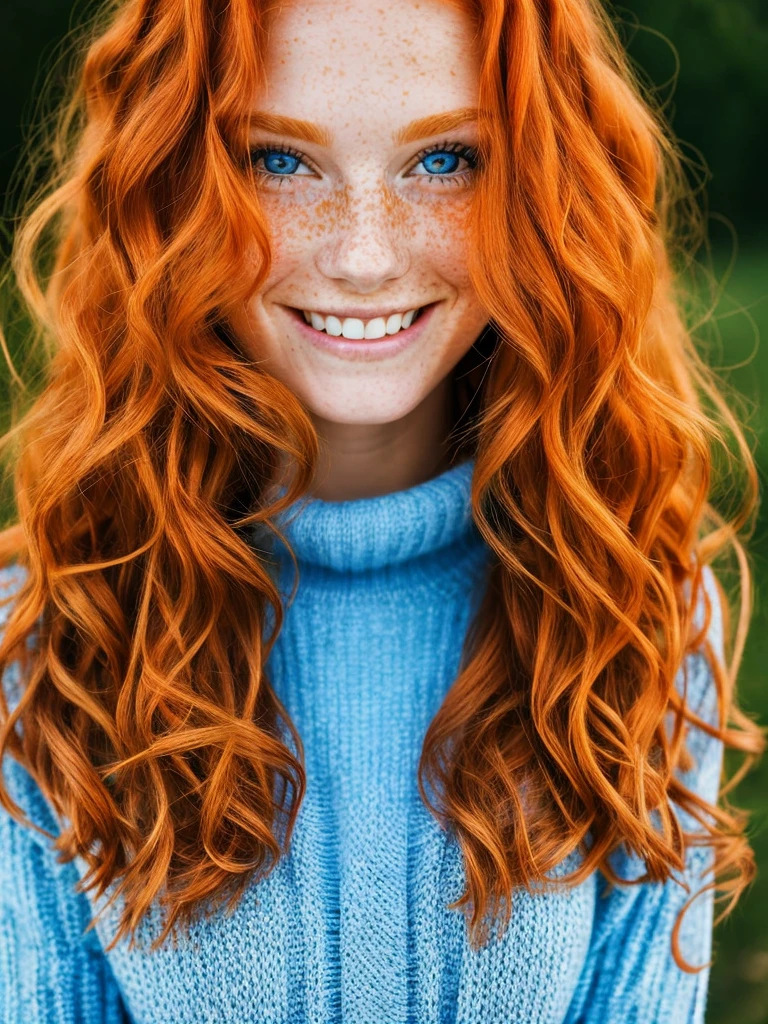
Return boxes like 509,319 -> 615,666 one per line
0,0 -> 763,971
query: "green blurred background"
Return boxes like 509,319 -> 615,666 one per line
1,1 -> 766,1021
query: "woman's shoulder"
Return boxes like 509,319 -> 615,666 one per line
0,559 -> 30,646
693,564 -> 724,657
0,560 -> 59,848
680,563 -> 725,723
0,560 -> 31,703
0,559 -> 28,605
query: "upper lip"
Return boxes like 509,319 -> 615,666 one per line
288,301 -> 432,320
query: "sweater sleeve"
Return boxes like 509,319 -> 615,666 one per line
0,565 -> 131,1024
563,565 -> 727,1024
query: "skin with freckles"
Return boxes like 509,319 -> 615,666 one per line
228,0 -> 490,501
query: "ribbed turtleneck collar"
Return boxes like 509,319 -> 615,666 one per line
257,456 -> 481,573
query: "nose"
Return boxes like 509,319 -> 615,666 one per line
314,184 -> 411,294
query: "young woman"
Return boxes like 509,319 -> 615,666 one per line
0,0 -> 762,1021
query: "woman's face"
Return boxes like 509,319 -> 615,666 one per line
230,0 -> 489,441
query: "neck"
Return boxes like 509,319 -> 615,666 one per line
271,375 -> 455,502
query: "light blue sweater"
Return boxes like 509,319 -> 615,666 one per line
0,456 -> 724,1023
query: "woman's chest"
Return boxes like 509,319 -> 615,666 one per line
89,783 -> 596,1024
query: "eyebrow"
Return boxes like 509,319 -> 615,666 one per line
247,107 -> 479,147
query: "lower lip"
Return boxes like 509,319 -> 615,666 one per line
281,302 -> 439,361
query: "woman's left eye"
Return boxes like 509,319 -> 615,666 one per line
247,141 -> 479,187
409,143 -> 479,185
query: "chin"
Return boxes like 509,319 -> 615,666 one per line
306,396 -> 422,427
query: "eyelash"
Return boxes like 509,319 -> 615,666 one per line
247,140 -> 480,188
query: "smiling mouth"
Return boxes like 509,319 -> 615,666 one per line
286,303 -> 433,340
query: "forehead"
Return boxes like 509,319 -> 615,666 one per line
258,0 -> 481,137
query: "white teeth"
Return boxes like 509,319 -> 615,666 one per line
300,307 -> 422,338
325,315 -> 343,337
341,318 -> 365,340
386,313 -> 403,334
364,317 -> 387,340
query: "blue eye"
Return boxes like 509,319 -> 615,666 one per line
412,142 -> 479,184
247,144 -> 314,183
261,150 -> 306,176
264,151 -> 301,174
422,151 -> 462,174
248,140 -> 479,187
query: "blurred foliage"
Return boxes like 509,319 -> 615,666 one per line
0,1 -> 766,1023
619,0 -> 768,246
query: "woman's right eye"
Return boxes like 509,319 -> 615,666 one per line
248,145 -> 316,186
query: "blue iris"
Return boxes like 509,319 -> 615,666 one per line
262,152 -> 302,175
420,151 -> 461,174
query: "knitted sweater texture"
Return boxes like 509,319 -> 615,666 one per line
0,456 -> 724,1023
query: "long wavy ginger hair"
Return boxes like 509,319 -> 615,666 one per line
0,0 -> 763,970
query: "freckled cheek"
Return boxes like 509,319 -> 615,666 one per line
412,200 -> 475,286
254,198 -> 327,270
